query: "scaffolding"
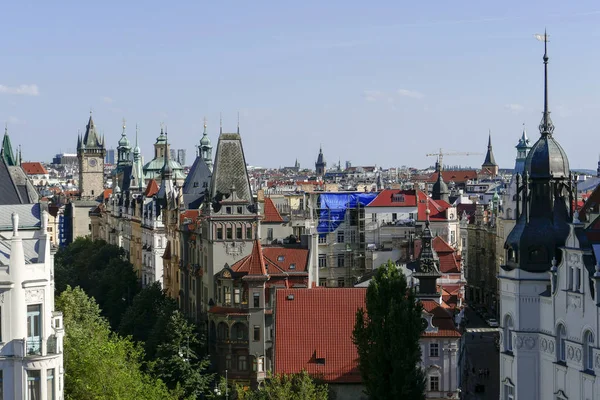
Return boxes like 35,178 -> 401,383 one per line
311,193 -> 375,285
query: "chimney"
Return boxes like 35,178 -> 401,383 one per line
307,221 -> 319,288
10,213 -> 27,341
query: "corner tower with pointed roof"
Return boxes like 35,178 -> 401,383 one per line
413,208 -> 442,301
481,131 -> 499,177
431,161 -> 450,204
77,113 -> 106,200
315,145 -> 326,177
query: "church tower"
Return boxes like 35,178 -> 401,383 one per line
481,132 -> 499,177
315,145 -> 326,177
431,161 -> 450,204
499,33 -> 574,400
77,113 -> 106,200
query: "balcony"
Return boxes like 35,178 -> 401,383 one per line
27,337 -> 41,355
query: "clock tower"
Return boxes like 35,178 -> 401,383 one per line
77,113 -> 106,200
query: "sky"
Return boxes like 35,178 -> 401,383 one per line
1,1 -> 600,170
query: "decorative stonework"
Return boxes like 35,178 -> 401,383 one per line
567,346 -> 575,360
0,292 -> 4,304
541,338 -> 548,352
25,288 -> 44,304
223,241 -> 246,257
567,294 -> 582,310
549,341 -> 555,354
595,354 -> 600,368
516,336 -> 524,349
575,348 -> 582,362
568,253 -> 581,264
524,337 -> 536,350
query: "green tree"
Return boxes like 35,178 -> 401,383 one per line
118,281 -> 178,357
151,311 -> 214,398
55,238 -> 139,329
352,260 -> 426,400
235,371 -> 330,400
56,286 -> 175,400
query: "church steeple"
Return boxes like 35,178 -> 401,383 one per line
199,118 -> 213,171
315,145 -> 326,177
1,124 -> 17,166
482,131 -> 498,177
432,162 -> 449,203
413,205 -> 441,299
504,31 -> 573,273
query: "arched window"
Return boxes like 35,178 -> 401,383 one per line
217,322 -> 229,340
557,324 -> 567,363
504,315 -> 514,352
231,323 -> 248,341
584,330 -> 595,371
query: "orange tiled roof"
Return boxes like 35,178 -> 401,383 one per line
231,246 -> 309,275
274,288 -> 366,383
145,179 -> 160,197
421,300 -> 461,337
236,240 -> 268,276
263,198 -> 284,223
367,189 -> 418,207
21,162 -> 48,175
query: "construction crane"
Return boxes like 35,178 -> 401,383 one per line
425,149 -> 483,168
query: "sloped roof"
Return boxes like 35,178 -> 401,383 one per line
182,154 -> 212,209
421,300 -> 461,337
145,179 -> 160,197
237,240 -> 268,277
422,170 -> 478,184
262,247 -> 309,274
415,236 -> 461,273
366,189 -> 418,207
21,162 -> 48,175
263,198 -> 284,223
82,115 -> 103,148
416,191 -> 450,221
210,133 -> 252,202
274,288 -> 366,383
0,156 -> 39,204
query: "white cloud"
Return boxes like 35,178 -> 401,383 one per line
7,116 -> 23,125
363,90 -> 383,102
504,103 -> 524,113
0,84 -> 39,96
103,96 -> 114,104
397,88 -> 424,99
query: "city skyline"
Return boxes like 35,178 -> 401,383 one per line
2,1 -> 600,169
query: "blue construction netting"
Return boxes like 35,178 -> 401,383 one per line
317,193 -> 377,235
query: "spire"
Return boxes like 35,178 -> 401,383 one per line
1,125 -> 16,166
161,130 -> 173,179
219,112 -> 223,135
237,111 -> 240,135
432,161 -> 449,203
537,30 -> 554,136
483,130 -> 497,166
82,113 -> 102,148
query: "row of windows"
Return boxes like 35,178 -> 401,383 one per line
503,315 -> 595,371
0,369 -> 57,400
216,322 -> 265,342
216,225 -> 253,241
318,254 -> 349,268
318,278 -> 346,287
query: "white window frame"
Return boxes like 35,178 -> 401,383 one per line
429,375 -> 440,392
584,330 -> 595,371
557,324 -> 567,363
503,383 -> 514,400
429,342 -> 439,358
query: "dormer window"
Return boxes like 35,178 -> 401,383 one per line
392,194 -> 405,203
289,263 -> 296,270
278,255 -> 285,262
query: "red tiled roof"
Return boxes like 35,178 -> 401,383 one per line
237,240 -> 268,276
231,246 -> 309,275
416,192 -> 450,221
21,162 -> 48,175
263,197 -> 284,223
433,236 -> 461,273
262,247 -> 309,274
274,288 -> 366,383
145,179 -> 160,197
421,300 -> 461,337
425,170 -> 477,184
366,189 -> 418,207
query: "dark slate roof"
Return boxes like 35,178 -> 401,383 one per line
525,134 -> 570,179
182,155 -> 212,208
0,156 -> 38,204
82,115 -> 103,149
209,133 -> 252,202
482,133 -> 497,167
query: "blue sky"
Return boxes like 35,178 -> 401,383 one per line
1,1 -> 599,170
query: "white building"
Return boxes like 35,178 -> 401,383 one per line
0,204 -> 64,400
499,42 -> 600,399
141,196 -> 166,287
